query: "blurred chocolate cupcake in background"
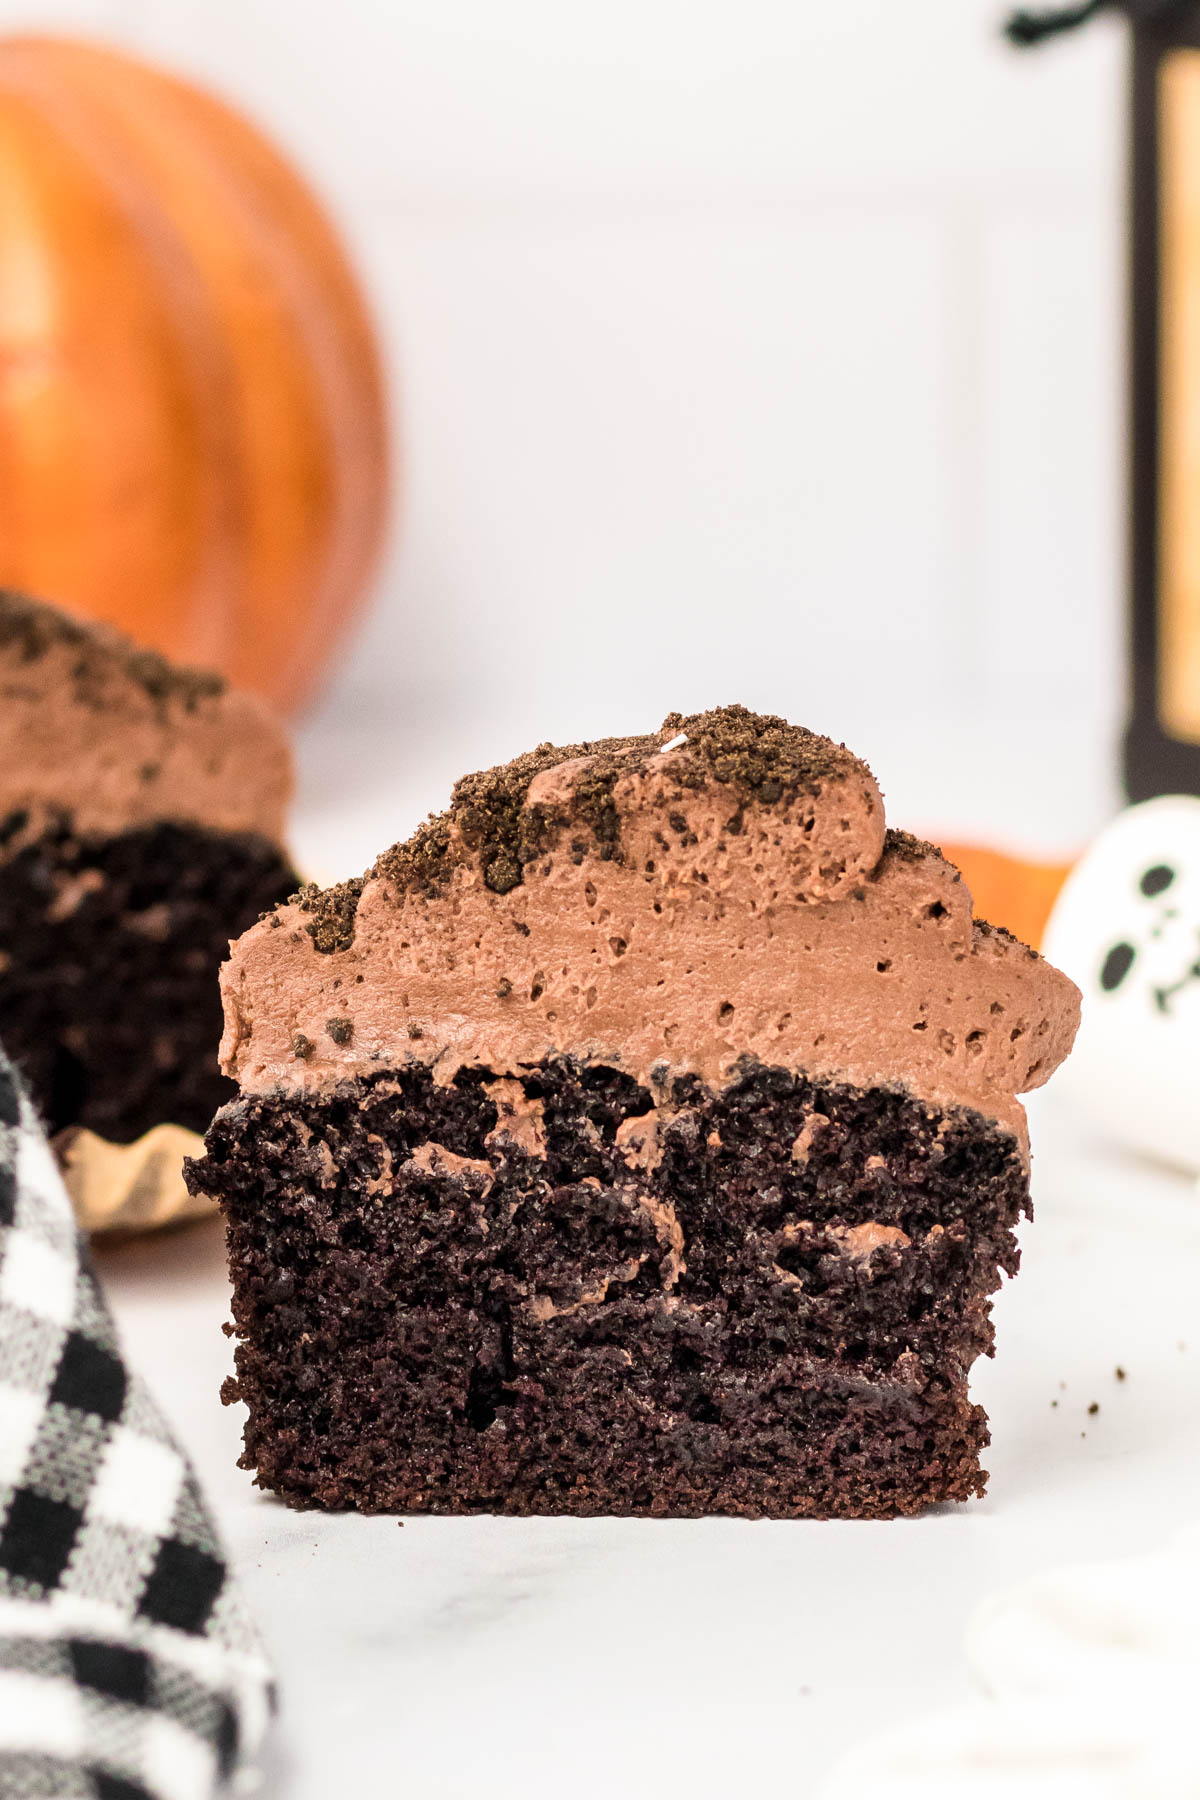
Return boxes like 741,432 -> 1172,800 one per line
0,590 -> 299,1231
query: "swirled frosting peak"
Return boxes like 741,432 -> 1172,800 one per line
220,705 -> 1079,1126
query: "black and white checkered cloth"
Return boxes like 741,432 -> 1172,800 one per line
0,1044 -> 272,1799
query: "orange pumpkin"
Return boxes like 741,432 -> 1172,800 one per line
0,36 -> 389,711
937,841 -> 1074,951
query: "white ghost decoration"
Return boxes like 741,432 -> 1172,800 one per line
1042,795 -> 1200,1176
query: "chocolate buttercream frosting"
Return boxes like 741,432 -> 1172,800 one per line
0,590 -> 291,845
220,706 -> 1080,1136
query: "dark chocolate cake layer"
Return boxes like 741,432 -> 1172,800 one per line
0,814 -> 296,1141
191,1058 -> 1027,1518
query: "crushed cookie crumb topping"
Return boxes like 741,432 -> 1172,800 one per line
294,705 -> 875,950
0,589 -> 225,712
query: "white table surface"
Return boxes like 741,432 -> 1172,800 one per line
93,1086 -> 1200,1800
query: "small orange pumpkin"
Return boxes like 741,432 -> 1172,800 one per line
0,36 -> 389,711
937,841 -> 1074,951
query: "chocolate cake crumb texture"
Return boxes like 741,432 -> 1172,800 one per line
0,815 -> 296,1140
190,1055 -> 1029,1520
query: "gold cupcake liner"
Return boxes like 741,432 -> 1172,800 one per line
54,1123 -> 214,1235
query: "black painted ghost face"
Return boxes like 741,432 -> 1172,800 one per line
1095,861 -> 1200,1011
1041,798 -> 1200,1173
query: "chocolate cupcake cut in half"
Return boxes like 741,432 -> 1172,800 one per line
0,592 -> 299,1184
189,706 -> 1080,1518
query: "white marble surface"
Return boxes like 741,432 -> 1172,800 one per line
92,1090 -> 1200,1800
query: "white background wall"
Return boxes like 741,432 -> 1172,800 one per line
5,0 -> 1130,872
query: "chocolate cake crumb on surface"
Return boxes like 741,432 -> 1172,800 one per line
298,878 -> 364,955
188,703 -> 1080,1518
